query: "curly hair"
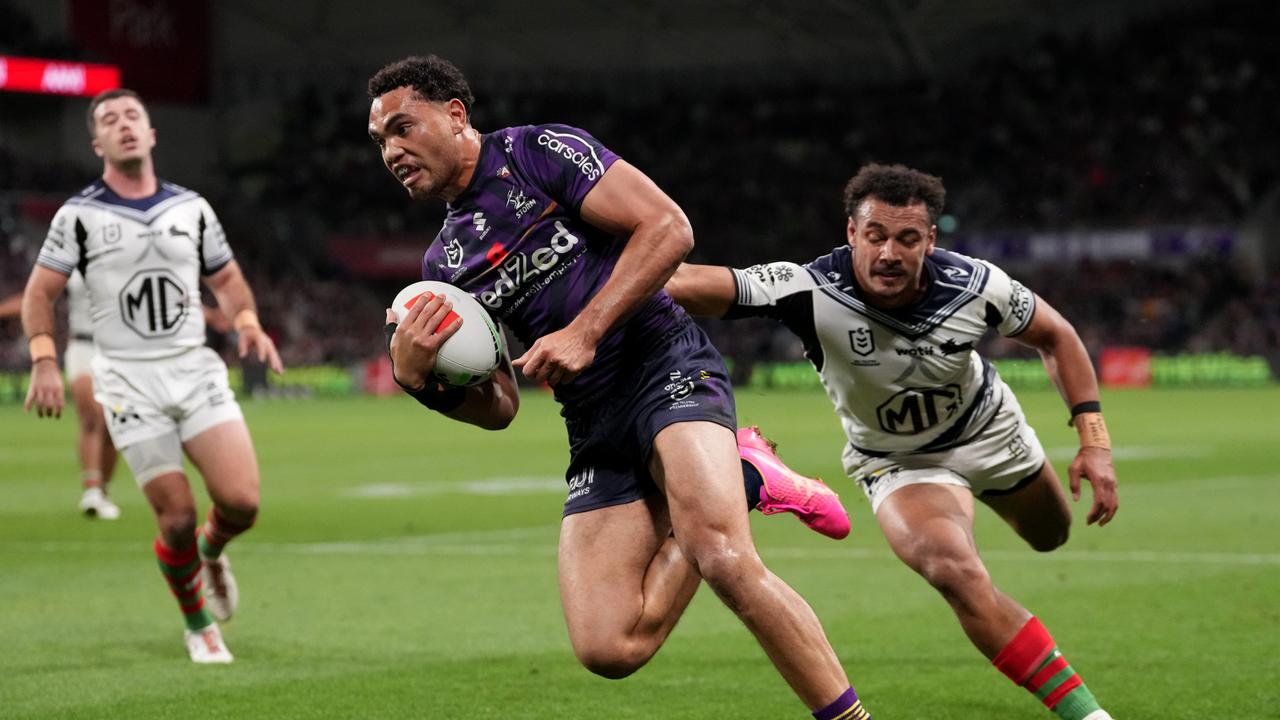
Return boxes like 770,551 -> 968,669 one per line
842,163 -> 946,224
367,55 -> 475,112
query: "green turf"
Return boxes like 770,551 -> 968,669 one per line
2,387 -> 1278,718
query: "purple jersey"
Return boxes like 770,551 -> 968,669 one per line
421,124 -> 689,404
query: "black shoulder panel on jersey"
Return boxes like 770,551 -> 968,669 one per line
782,293 -> 825,372
75,218 -> 89,278
984,301 -> 1003,328
197,213 -> 208,275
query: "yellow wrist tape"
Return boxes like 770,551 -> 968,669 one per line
28,333 -> 56,363
1074,412 -> 1111,450
233,309 -> 261,332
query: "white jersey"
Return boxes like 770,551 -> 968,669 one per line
37,179 -> 233,360
728,245 -> 1037,455
66,271 -> 92,339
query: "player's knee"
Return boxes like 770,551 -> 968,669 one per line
687,544 -> 760,606
1028,522 -> 1069,552
574,641 -> 649,679
917,552 -> 990,599
157,508 -> 199,547
216,493 -> 259,521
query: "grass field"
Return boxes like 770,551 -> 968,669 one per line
2,386 -> 1278,719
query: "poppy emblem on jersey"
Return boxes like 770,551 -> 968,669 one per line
849,324 -> 875,356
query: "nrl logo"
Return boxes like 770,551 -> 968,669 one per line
849,322 -> 875,357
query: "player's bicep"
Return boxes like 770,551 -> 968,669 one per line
25,265 -> 71,306
578,160 -> 688,240
1009,294 -> 1069,351
202,258 -> 244,293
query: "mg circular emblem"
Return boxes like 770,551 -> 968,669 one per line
118,268 -> 190,338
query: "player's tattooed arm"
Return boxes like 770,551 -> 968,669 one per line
665,264 -> 735,317
1013,294 -> 1119,526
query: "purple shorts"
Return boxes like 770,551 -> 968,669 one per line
560,320 -> 737,516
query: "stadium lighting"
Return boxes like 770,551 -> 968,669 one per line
0,55 -> 121,97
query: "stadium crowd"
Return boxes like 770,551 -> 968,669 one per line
2,0 -> 1276,375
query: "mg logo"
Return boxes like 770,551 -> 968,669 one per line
849,323 -> 875,356
119,269 -> 189,338
876,384 -> 963,434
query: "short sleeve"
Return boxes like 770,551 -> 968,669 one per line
513,124 -> 620,211
197,198 -> 234,276
35,204 -> 81,276
725,261 -> 820,326
979,260 -> 1036,337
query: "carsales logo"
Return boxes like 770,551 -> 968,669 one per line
537,130 -> 604,181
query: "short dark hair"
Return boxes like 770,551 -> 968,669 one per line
843,163 -> 946,224
86,88 -> 144,136
367,55 -> 475,112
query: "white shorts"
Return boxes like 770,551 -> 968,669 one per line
64,339 -> 95,381
92,347 -> 244,453
845,383 -> 1047,514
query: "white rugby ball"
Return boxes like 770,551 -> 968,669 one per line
391,280 -> 505,386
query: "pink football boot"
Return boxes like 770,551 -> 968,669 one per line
737,426 -> 851,540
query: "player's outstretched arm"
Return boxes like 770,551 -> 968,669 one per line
513,160 -> 692,386
0,292 -> 22,319
384,302 -> 519,431
21,266 -> 71,418
1013,294 -> 1119,526
665,263 -> 736,317
204,260 -> 283,374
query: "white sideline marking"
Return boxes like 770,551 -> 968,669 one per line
343,477 -> 564,498
10,535 -> 1279,565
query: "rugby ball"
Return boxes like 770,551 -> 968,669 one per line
391,280 -> 505,386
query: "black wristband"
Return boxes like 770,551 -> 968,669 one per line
385,320 -> 467,412
403,382 -> 467,412
1067,400 -> 1102,426
384,322 -> 397,354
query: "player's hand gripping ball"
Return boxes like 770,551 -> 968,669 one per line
391,281 -> 505,386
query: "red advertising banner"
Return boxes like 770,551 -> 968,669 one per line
0,55 -> 121,97
68,0 -> 210,103
1099,347 -> 1153,388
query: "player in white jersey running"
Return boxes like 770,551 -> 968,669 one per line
64,272 -> 122,518
2,277 -> 120,519
21,89 -> 283,665
667,164 -> 1117,720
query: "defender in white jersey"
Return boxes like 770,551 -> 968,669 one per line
3,278 -> 120,518
668,164 -> 1117,720
65,272 -> 122,518
21,89 -> 283,665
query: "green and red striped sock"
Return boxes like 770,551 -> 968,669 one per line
993,617 -> 1101,720
154,538 -> 214,632
197,506 -> 256,560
